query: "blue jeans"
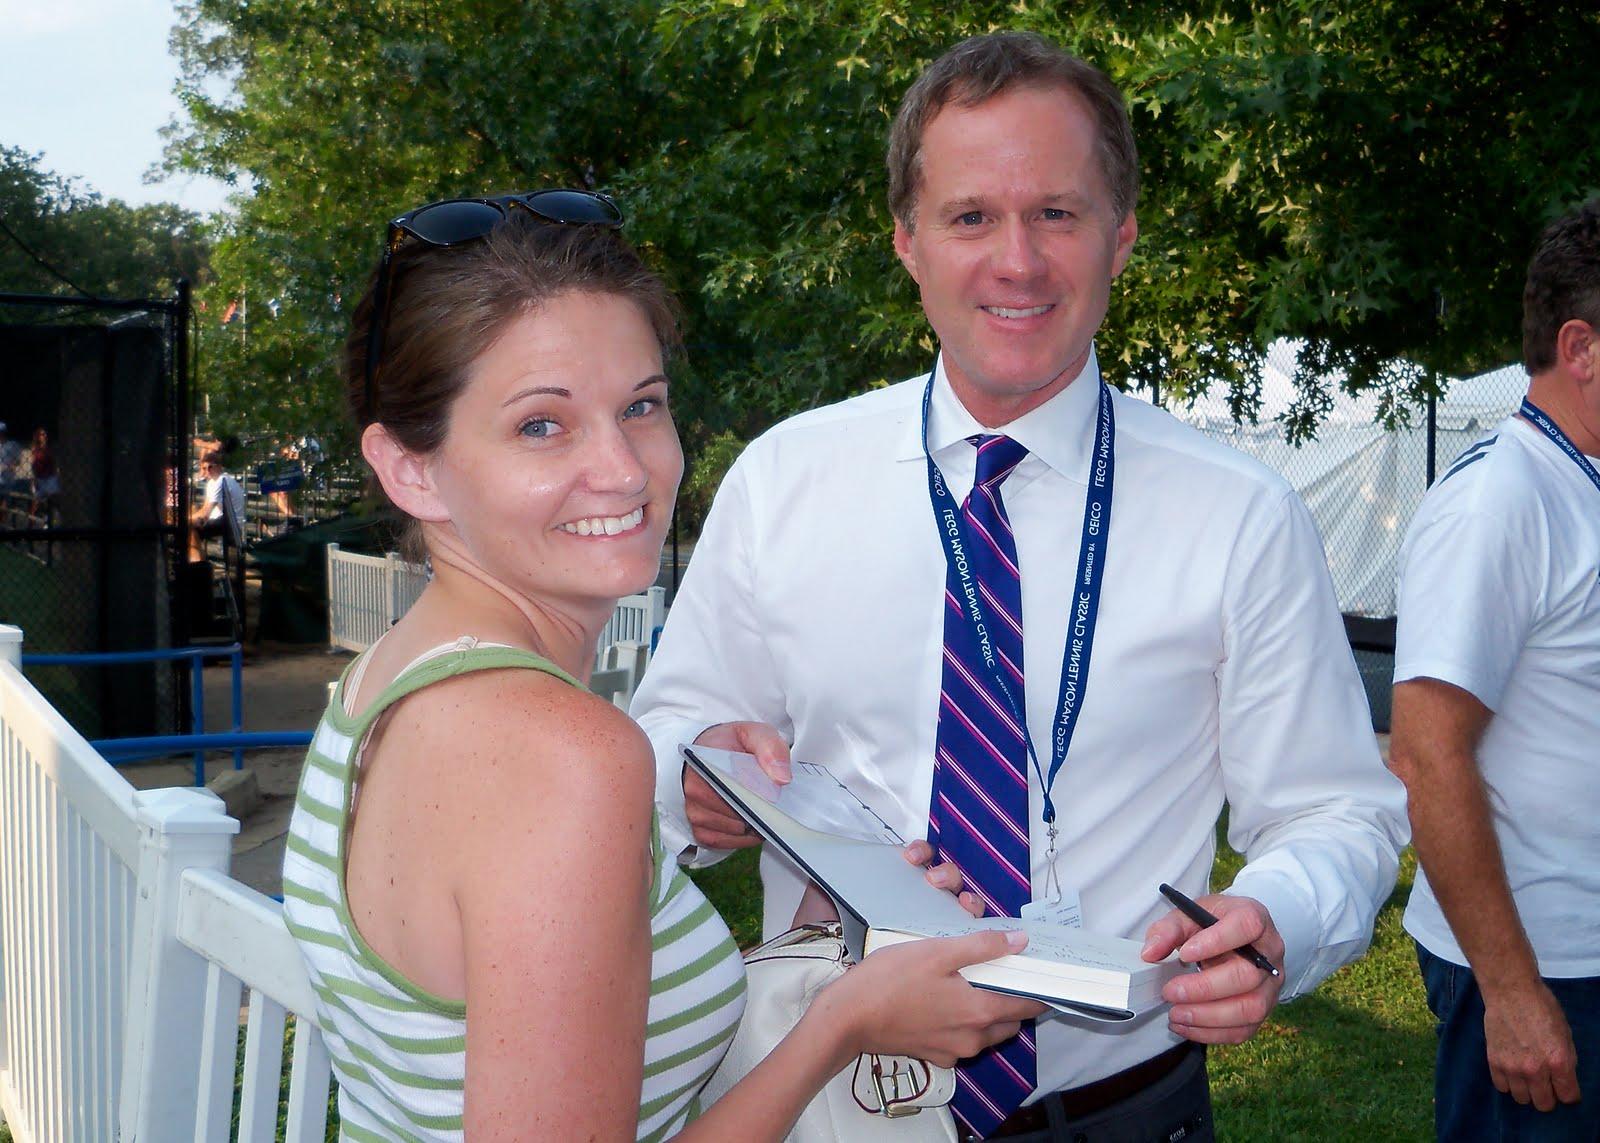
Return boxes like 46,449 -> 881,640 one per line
1417,941 -> 1600,1142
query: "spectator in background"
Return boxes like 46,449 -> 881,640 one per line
264,439 -> 306,533
188,450 -> 245,559
0,422 -> 21,497
1390,197 -> 1600,1142
28,427 -> 59,520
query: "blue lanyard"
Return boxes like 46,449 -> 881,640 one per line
1521,398 -> 1600,497
921,357 -> 1115,826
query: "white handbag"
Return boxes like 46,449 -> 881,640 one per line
700,923 -> 958,1142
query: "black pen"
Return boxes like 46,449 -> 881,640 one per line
1157,883 -> 1282,978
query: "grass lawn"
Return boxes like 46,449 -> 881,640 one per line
690,833 -> 1437,1141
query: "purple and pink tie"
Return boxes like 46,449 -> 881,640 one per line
928,433 -> 1035,1138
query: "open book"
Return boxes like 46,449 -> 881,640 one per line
682,745 -> 1187,1021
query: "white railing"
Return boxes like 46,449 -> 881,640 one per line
0,625 -> 146,1141
326,544 -> 666,672
597,586 -> 666,666
0,624 -> 332,1142
325,543 -> 427,653
390,556 -> 430,620
149,869 -> 332,1143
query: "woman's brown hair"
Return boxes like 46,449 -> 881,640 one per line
344,210 -> 680,554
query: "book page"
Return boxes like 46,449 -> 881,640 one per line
879,918 -> 1162,976
697,746 -> 905,845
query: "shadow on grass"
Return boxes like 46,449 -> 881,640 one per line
1209,821 -> 1433,1140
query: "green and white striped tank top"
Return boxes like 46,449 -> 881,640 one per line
281,640 -> 747,1141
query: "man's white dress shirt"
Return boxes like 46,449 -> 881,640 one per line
634,351 -> 1407,1094
1395,414 -> 1600,977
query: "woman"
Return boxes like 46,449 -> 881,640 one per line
28,427 -> 58,519
282,190 -> 1039,1141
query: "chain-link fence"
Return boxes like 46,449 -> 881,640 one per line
1,292 -> 190,738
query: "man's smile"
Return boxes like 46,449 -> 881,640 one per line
980,304 -> 1055,319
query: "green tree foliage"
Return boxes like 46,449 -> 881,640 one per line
1104,1 -> 1600,436
0,146 -> 207,303
166,1 -> 1600,452
169,0 -> 675,455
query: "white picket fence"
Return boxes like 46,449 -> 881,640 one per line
325,543 -> 429,654
326,542 -> 666,673
598,586 -> 667,656
0,625 -> 333,1141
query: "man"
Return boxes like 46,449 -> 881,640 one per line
635,32 -> 1405,1142
1390,198 -> 1600,1142
188,450 -> 245,559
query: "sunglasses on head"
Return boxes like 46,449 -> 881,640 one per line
362,188 -> 625,421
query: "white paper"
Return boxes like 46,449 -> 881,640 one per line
889,919 -> 1155,979
692,746 -> 906,845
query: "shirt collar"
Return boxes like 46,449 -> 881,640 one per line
895,345 -> 1106,483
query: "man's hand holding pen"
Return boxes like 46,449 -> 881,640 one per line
1140,892 -> 1287,1045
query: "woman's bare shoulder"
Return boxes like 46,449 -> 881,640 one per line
379,665 -> 654,811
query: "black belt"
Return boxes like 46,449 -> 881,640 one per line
984,1042 -> 1197,1139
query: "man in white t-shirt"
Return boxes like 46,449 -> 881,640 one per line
188,451 -> 245,559
1391,197 -> 1600,1142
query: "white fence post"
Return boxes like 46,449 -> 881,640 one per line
386,552 -> 429,625
0,623 -> 12,1129
116,788 -> 239,1142
383,552 -> 399,633
3,636 -> 149,1143
645,585 -> 666,646
326,543 -> 432,653
594,587 -> 669,670
325,542 -> 340,651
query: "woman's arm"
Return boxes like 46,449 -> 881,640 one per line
677,928 -> 1041,1141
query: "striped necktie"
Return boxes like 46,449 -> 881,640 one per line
928,433 -> 1035,1137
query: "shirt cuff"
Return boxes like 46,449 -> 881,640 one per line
1220,870 -> 1323,999
651,719 -> 734,870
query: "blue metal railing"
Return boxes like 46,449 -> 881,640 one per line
23,644 -> 245,785
92,731 -> 313,789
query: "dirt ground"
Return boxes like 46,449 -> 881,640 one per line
123,643 -> 355,897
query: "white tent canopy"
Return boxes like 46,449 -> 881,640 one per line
1147,341 -> 1527,617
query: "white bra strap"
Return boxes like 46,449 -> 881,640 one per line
342,634 -> 515,718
